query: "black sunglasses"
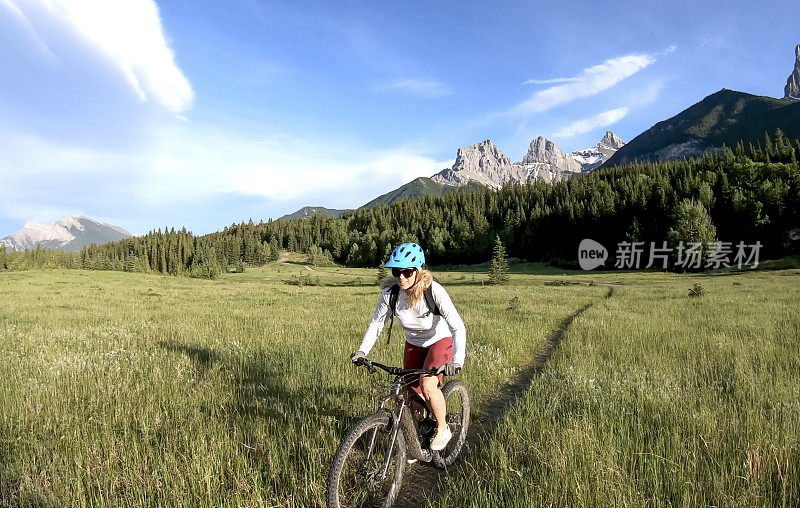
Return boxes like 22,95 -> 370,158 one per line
392,268 -> 416,278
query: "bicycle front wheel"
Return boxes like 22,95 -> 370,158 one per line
432,380 -> 470,468
326,413 -> 406,508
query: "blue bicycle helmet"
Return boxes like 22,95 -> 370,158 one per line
384,242 -> 425,269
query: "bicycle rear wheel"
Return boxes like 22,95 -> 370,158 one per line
326,413 -> 406,508
431,380 -> 470,468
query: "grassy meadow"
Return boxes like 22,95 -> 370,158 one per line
0,257 -> 798,506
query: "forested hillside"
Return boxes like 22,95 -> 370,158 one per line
2,130 -> 798,276
605,89 -> 800,166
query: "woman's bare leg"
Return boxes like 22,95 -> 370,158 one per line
420,375 -> 447,430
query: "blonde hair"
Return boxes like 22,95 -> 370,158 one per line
380,268 -> 433,308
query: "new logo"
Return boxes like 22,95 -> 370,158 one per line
578,239 -> 607,270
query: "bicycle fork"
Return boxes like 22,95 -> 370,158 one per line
361,401 -> 406,482
378,400 -> 405,480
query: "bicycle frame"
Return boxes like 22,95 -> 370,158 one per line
360,363 -> 436,481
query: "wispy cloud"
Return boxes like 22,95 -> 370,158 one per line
628,80 -> 665,108
0,122 -> 452,232
523,77 -> 581,85
144,127 -> 452,204
552,107 -> 629,138
4,0 -> 193,114
378,78 -> 452,98
512,53 -> 656,114
0,0 -> 56,58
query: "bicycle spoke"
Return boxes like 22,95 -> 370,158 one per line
335,418 -> 402,507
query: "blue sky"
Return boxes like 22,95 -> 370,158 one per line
0,0 -> 797,236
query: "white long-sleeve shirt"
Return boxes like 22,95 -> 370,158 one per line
358,281 -> 466,365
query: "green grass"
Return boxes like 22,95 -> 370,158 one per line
0,262 -> 798,506
434,270 -> 800,506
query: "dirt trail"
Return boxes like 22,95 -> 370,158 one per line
275,252 -> 315,271
395,286 -> 615,507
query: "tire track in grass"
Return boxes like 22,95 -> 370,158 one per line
395,286 -> 615,507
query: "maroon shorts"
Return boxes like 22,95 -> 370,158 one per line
403,337 -> 453,397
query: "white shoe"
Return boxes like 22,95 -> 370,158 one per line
430,426 -> 452,451
406,457 -> 418,465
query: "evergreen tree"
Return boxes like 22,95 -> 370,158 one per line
625,217 -> 642,242
345,243 -> 360,266
124,255 -> 138,273
269,236 -> 280,261
667,199 -> 718,269
307,244 -> 333,266
376,248 -> 390,284
488,235 -> 509,285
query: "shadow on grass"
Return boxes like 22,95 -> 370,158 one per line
159,340 -> 360,484
395,286 -> 615,507
159,340 -> 358,423
0,472 -> 53,508
160,341 -> 220,367
282,280 -> 377,287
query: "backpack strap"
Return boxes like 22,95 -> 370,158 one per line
423,285 -> 441,316
385,284 -> 400,345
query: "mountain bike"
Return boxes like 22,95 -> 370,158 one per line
326,359 -> 470,508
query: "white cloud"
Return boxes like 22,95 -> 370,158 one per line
552,107 -> 629,138
0,0 -> 56,58
379,78 -> 452,98
523,77 -> 581,85
513,54 -> 656,114
0,121 -> 456,233
3,0 -> 193,114
143,127 -> 453,206
628,80 -> 665,108
0,125 -> 145,225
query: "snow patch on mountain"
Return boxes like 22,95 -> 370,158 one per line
568,131 -> 627,172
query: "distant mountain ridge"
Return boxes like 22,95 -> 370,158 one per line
283,131 -> 625,220
603,89 -> 800,167
279,206 -> 347,221
281,178 -> 484,220
1,216 -> 133,252
432,131 -> 625,187
362,177 -> 485,208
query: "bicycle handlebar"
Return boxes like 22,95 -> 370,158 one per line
357,359 -> 438,377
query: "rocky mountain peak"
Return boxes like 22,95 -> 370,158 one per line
432,140 -> 526,188
431,131 -> 627,188
600,131 -> 626,149
569,131 -> 627,172
1,216 -> 133,252
523,137 -> 580,170
785,44 -> 800,100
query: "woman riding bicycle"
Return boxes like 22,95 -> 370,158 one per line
350,242 -> 466,452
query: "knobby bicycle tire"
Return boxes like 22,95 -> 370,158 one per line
326,413 -> 407,508
431,380 -> 470,468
